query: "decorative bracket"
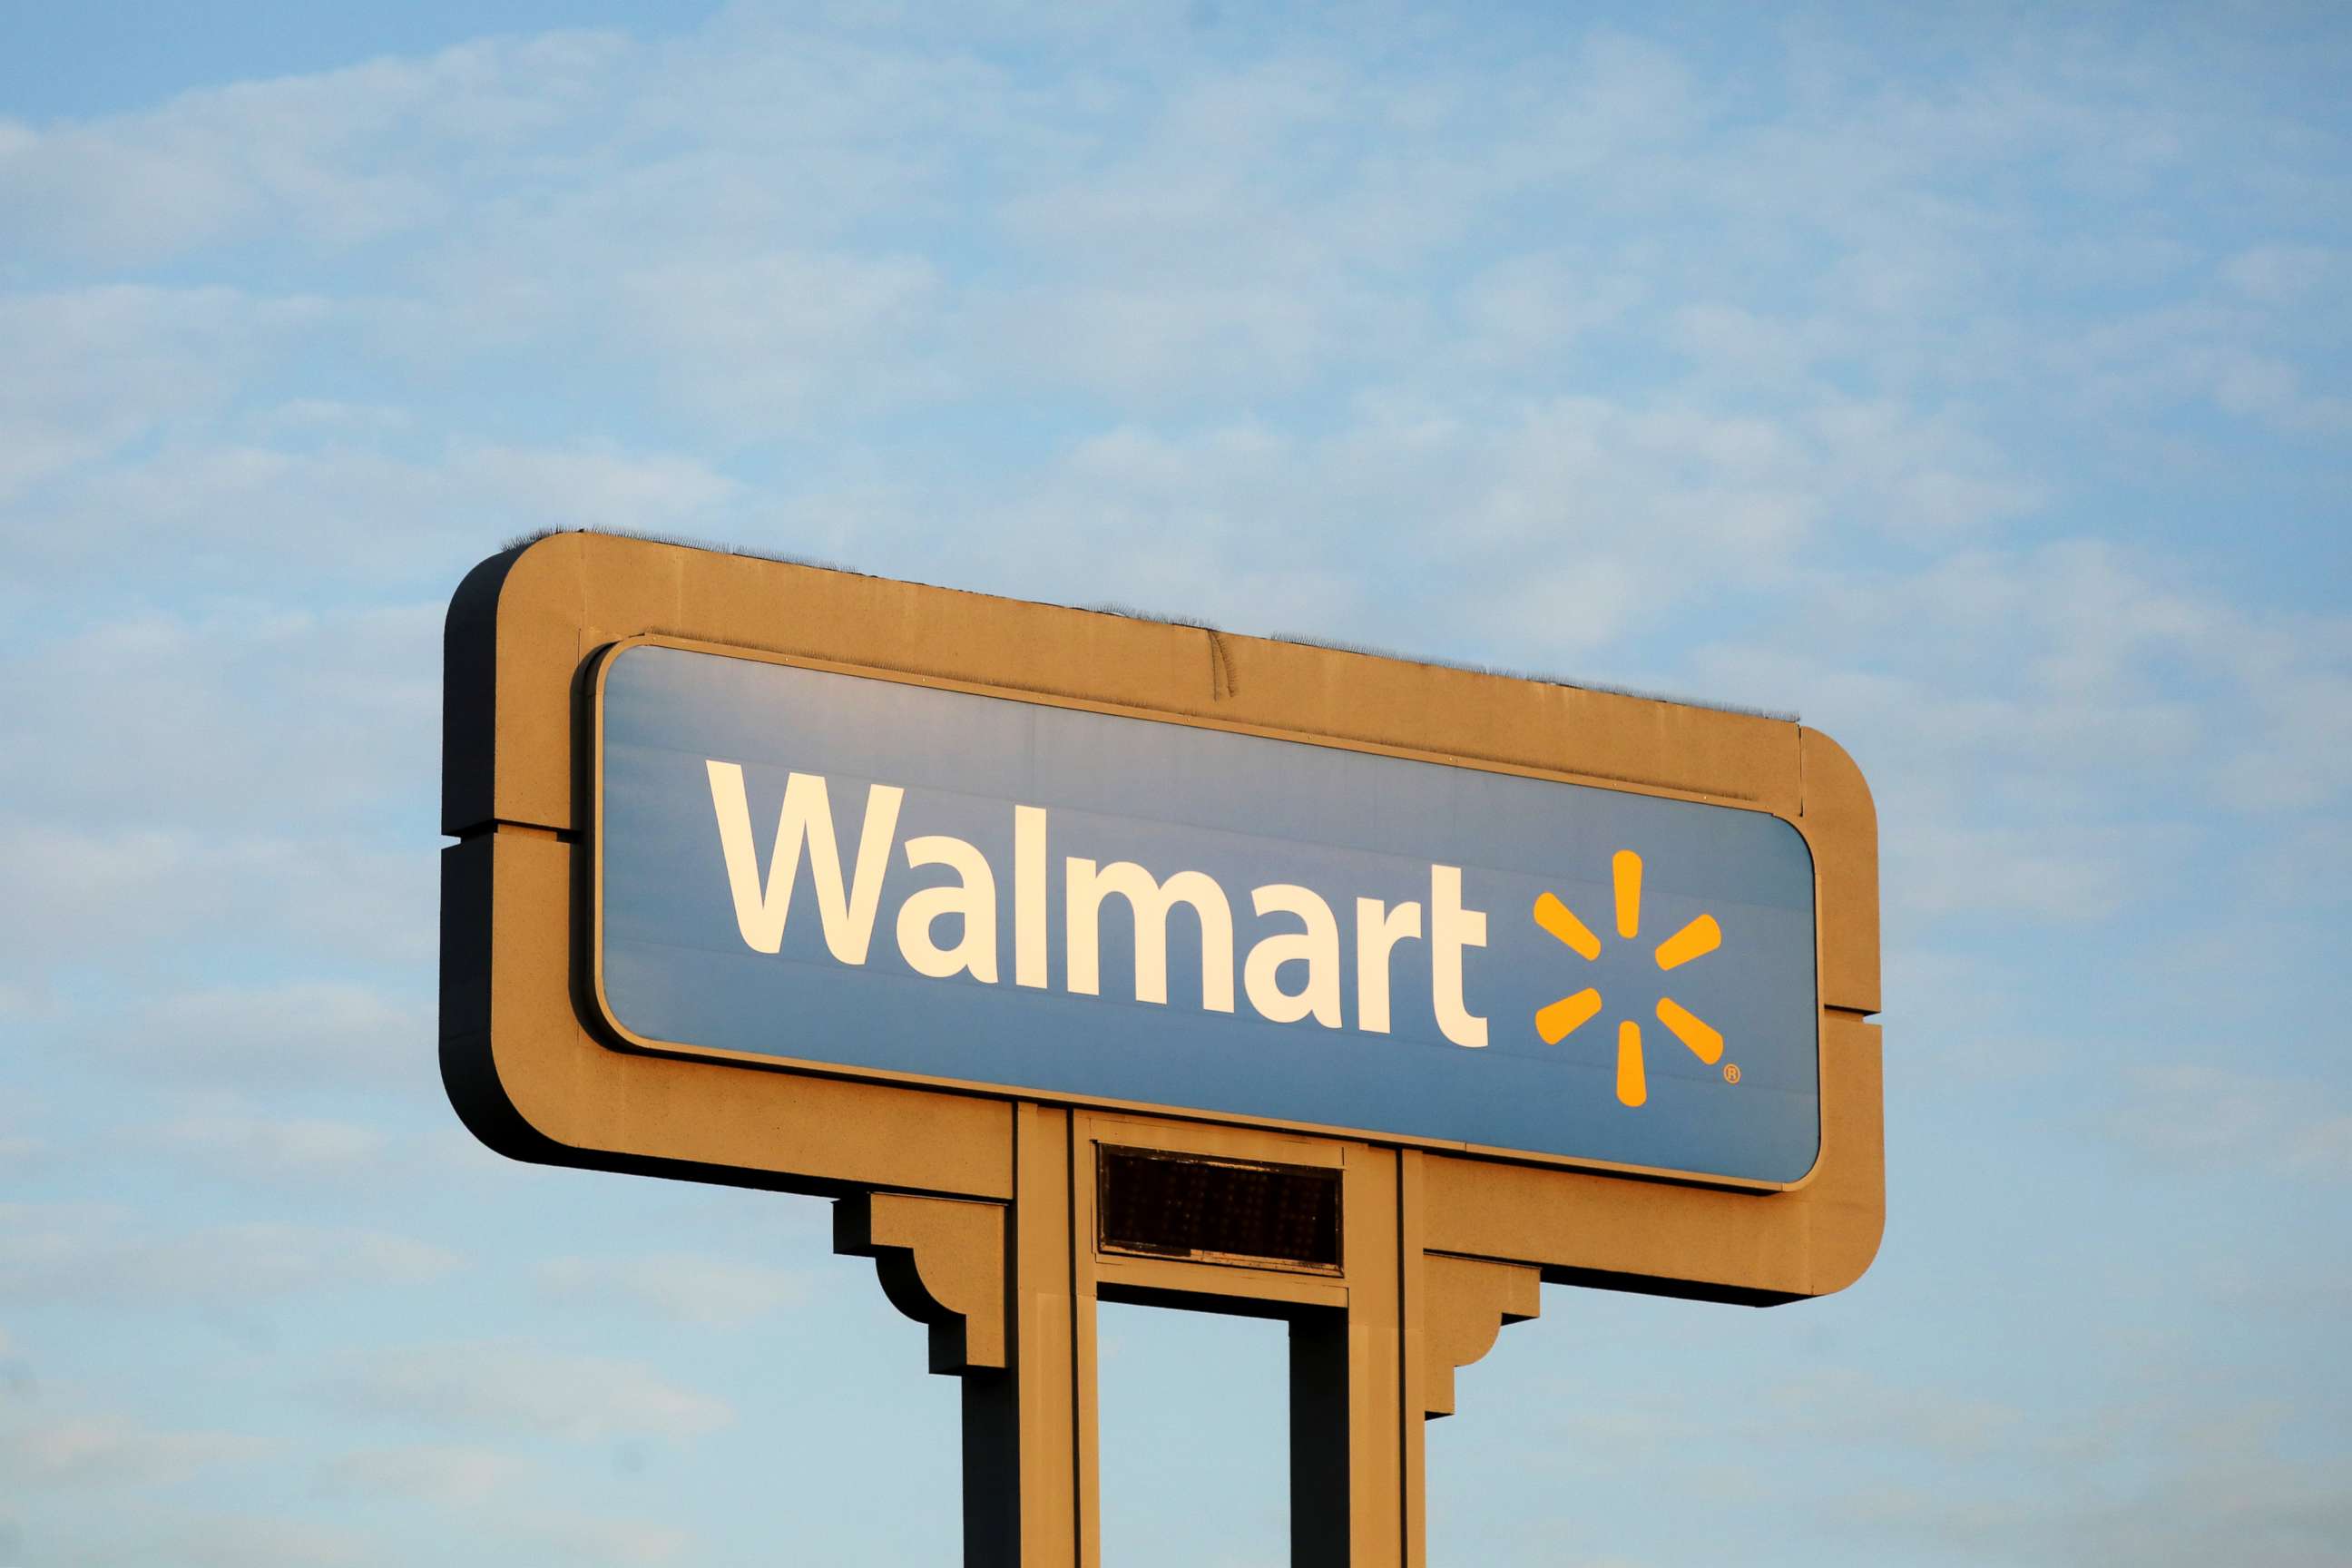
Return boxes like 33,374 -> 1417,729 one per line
1422,1252 -> 1541,1418
834,1192 -> 1008,1374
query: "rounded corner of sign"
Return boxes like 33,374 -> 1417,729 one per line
1800,725 -> 1877,808
585,632 -> 669,690
1759,794 -> 1825,878
576,961 -> 802,1083
448,539 -> 578,669
601,630 -> 675,658
439,1023 -> 593,1170
1796,727 -> 1881,870
485,530 -> 587,616
1447,1141 -> 1797,1196
1807,1197 -> 1887,1298
447,545 -> 523,631
580,962 -> 669,1062
1763,1129 -> 1830,1194
1770,1021 -> 1833,1193
505,529 -> 578,565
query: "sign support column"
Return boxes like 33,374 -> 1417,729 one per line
996,1103 -> 1099,1567
846,1130 -> 1548,1565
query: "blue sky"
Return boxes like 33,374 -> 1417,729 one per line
1,3 -> 2347,1563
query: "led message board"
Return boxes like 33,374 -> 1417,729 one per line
594,641 -> 1821,1185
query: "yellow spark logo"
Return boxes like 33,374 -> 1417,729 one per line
1531,850 -> 1723,1108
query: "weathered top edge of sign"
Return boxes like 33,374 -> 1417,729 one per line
493,528 -> 1805,722
444,530 -> 1878,1018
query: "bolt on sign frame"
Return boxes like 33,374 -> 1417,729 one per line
441,531 -> 1884,1568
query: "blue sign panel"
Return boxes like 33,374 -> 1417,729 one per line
596,643 -> 1821,1184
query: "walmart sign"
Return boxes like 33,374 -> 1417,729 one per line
595,643 -> 1822,1184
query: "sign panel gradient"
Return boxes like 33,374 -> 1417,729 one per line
596,643 -> 1821,1184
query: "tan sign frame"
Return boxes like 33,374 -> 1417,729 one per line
441,531 -> 1884,1566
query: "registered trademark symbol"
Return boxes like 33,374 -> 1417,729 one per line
1722,1063 -> 1740,1084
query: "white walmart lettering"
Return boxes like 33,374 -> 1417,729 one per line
703,763 -> 1489,1044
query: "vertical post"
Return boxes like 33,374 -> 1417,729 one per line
1396,1150 -> 1429,1567
1289,1148 -> 1423,1567
961,1369 -> 1020,1563
854,1129 -> 1512,1566
963,1103 -> 1099,1567
1289,1308 -> 1352,1566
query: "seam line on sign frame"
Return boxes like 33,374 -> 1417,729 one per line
449,820 -> 574,844
1383,1147 -> 1401,1561
1063,1112 -> 1086,1561
1797,722 -> 1812,818
1208,628 -> 1239,700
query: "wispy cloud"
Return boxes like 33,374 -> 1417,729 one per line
2110,1064 -> 2352,1181
0,1205 -> 458,1305
314,1442 -> 535,1507
70,981 -> 434,1089
535,1254 -> 809,1330
0,1406 -> 267,1488
142,1104 -> 393,1181
325,1341 -> 733,1444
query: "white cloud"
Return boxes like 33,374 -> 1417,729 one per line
1683,540 -> 2352,927
0,286 -> 325,502
1847,1445 -> 2352,1568
611,250 -> 947,430
536,1253 -> 809,1329
0,601 -> 463,1009
316,1443 -> 535,1507
0,818 -> 436,1000
162,1513 -> 376,1568
1767,1367 -> 2024,1461
2247,820 -> 2352,913
71,980 -> 435,1090
0,1406 -> 268,1488
2110,1065 -> 2352,1182
312,1444 -> 697,1564
0,1205 -> 458,1305
779,380 -> 2036,684
452,444 -> 740,534
146,1106 -> 392,1181
497,1510 -> 692,1567
0,33 -> 633,264
978,278 -> 1409,404
2222,244 -> 2341,306
1515,1365 -> 2037,1473
328,1342 -> 732,1444
1454,250 -> 1648,367
18,441 -> 739,593
0,2 -> 2327,469
1901,820 -> 2146,924
0,603 -> 439,833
